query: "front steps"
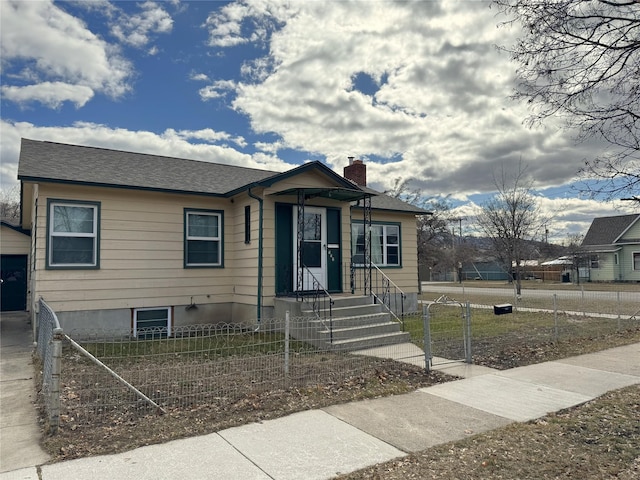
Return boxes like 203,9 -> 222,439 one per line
275,295 -> 410,351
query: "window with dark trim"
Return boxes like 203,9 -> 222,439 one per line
184,209 -> 223,267
47,199 -> 100,269
351,222 -> 401,267
133,307 -> 171,338
244,205 -> 251,244
633,252 -> 640,271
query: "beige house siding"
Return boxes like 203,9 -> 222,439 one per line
229,192 -> 260,317
1,224 -> 30,254
23,166 -> 424,328
31,183 -> 236,318
351,209 -> 421,293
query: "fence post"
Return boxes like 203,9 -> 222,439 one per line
284,311 -> 290,376
617,291 -> 621,330
49,327 -> 63,434
553,294 -> 558,342
422,304 -> 431,372
581,286 -> 586,317
464,301 -> 472,364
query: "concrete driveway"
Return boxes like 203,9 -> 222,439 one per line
0,311 -> 50,473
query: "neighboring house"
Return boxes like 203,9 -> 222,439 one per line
17,139 -> 427,335
0,220 -> 31,311
581,213 -> 640,282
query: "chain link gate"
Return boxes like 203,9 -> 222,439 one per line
423,295 -> 471,371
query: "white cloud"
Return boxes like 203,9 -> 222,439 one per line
0,119 -> 292,191
0,0 -> 133,106
1,82 -> 94,108
198,79 -> 237,101
190,72 -> 210,82
200,0 -> 613,201
110,1 -> 173,48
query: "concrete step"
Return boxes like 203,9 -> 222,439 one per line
318,321 -> 402,342
307,313 -> 390,329
329,331 -> 412,351
301,297 -> 384,318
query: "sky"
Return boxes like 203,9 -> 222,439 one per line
1,0 -> 637,243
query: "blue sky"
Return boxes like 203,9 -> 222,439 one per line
1,0 -> 635,241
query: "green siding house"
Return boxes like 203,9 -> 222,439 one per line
581,213 -> 640,282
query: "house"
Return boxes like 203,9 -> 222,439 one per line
1,220 -> 31,311
17,139 -> 428,337
581,213 -> 640,282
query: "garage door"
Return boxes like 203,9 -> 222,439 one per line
1,255 -> 28,311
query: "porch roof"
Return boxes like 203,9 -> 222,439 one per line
271,187 -> 373,202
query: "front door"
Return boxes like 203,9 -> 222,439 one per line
294,206 -> 326,291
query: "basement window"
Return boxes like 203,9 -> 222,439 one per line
134,307 -> 172,338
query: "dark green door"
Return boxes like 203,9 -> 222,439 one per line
275,204 -> 293,295
1,255 -> 28,311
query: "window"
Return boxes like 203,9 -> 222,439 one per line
590,254 -> 599,269
634,252 -> 640,271
351,222 -> 400,267
184,209 -> 223,267
47,199 -> 99,268
614,253 -> 619,265
134,307 -> 171,338
244,205 -> 251,244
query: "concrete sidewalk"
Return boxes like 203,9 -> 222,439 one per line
1,340 -> 638,479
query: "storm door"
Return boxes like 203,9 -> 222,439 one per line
293,206 -> 326,291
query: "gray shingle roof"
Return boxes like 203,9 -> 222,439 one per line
17,138 -> 428,215
18,139 -> 279,196
582,214 -> 640,246
359,186 -> 430,214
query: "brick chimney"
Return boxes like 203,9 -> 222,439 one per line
343,157 -> 366,186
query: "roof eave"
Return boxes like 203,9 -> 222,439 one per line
18,175 -> 228,199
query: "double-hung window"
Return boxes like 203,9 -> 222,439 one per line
47,199 -> 100,268
184,209 -> 223,267
633,252 -> 640,271
351,222 -> 400,267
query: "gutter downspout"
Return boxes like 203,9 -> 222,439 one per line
247,187 -> 264,324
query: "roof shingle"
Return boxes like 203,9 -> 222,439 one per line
582,214 -> 640,246
17,138 -> 428,214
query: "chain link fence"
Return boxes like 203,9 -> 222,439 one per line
418,286 -> 640,369
35,298 -> 63,432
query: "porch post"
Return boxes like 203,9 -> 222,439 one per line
364,194 -> 372,295
296,189 -> 305,297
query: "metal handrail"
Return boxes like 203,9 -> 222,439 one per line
369,264 -> 406,329
299,265 -> 335,343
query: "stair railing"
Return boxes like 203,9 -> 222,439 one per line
369,264 -> 406,330
298,265 -> 335,343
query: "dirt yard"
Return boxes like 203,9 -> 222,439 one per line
38,327 -> 640,478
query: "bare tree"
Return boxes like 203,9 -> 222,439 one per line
0,185 -> 21,223
476,163 -> 545,294
495,0 -> 640,201
385,178 -> 460,280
